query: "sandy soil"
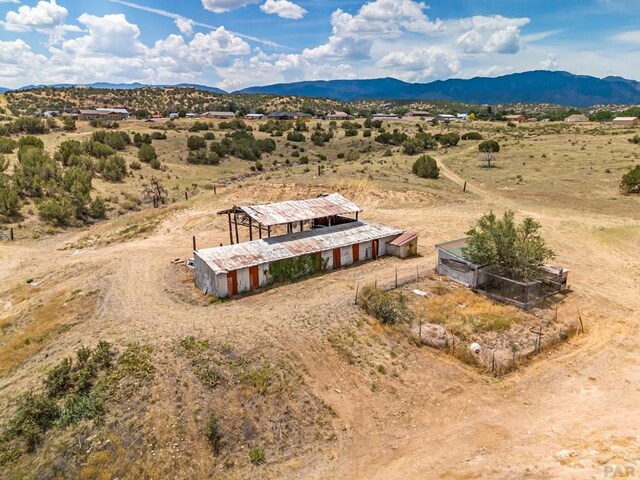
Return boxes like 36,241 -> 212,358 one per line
1,149 -> 639,478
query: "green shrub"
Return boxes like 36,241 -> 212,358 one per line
436,132 -> 460,147
129,160 -> 141,170
89,119 -> 119,129
133,132 -> 152,147
461,132 -> 483,140
88,197 -> 107,219
12,117 -> 47,134
187,135 -> 207,151
359,286 -> 412,325
363,129 -> 372,137
255,160 -> 263,171
187,149 -> 220,165
150,131 -> 167,140
205,414 -> 221,452
84,141 -> 114,158
620,165 -> 640,193
628,135 -> 640,144
203,131 -> 216,140
62,116 -> 76,131
219,119 -> 247,130
149,157 -> 161,170
97,155 -> 127,182
0,137 -> 17,153
286,131 -> 306,142
249,447 -> 265,465
344,129 -> 358,137
0,183 -> 21,218
18,135 -> 44,150
38,195 -> 75,225
412,155 -> 439,179
138,143 -> 157,163
8,392 -> 60,451
91,130 -> 130,150
55,140 -> 83,165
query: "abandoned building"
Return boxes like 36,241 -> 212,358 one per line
436,237 -> 568,310
193,194 -> 417,297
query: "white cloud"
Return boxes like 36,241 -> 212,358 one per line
377,47 -> 460,81
0,0 -> 21,4
260,0 -> 306,20
455,15 -> 529,54
201,0 -> 260,13
62,13 -> 146,57
476,65 -> 513,77
2,0 -> 66,32
540,53 -> 559,70
0,39 -> 46,81
613,30 -> 640,43
175,17 -> 194,36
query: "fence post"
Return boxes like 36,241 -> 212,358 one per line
395,267 -> 398,289
416,266 -> 419,282
355,282 -> 359,305
463,181 -> 467,193
577,307 -> 585,333
192,236 -> 196,251
10,227 -> 14,241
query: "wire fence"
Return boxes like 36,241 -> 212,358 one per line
0,228 -> 45,241
353,264 -> 427,305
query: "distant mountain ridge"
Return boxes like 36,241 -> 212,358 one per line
236,71 -> 640,107
6,82 -> 227,94
2,71 -> 640,107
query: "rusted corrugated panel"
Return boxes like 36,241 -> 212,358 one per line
196,221 -> 403,274
239,193 -> 361,226
389,232 -> 418,246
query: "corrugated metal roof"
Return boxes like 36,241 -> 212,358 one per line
239,193 -> 361,227
389,232 -> 417,246
435,237 -> 470,258
196,221 -> 403,274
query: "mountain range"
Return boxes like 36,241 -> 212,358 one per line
2,71 -> 640,107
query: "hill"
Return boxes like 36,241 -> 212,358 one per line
9,82 -> 227,94
236,70 -> 640,106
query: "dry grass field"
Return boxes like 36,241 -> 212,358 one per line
0,116 -> 639,479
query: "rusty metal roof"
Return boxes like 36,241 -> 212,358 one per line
237,193 -> 361,227
196,221 -> 403,274
389,232 -> 418,246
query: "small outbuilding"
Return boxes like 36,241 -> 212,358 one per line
564,114 -> 589,123
435,238 -> 489,288
387,232 -> 419,259
612,116 -> 640,126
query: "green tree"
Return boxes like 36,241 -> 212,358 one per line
0,137 -> 18,153
478,140 -> 500,167
620,165 -> 640,193
411,155 -> 439,179
463,210 -> 555,281
187,135 -> 207,151
138,143 -> 157,163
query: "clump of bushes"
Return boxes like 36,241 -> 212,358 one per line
620,165 -> 640,193
187,149 -> 220,165
461,132 -> 483,140
286,131 -> 305,142
628,135 -> 640,144
138,144 -> 157,163
359,285 -> 412,325
187,135 -> 207,151
412,155 -> 439,179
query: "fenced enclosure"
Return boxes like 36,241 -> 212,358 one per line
476,268 -> 567,310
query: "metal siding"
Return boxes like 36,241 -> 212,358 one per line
237,268 -> 251,293
437,250 -> 476,287
341,245 -> 353,266
215,272 -> 228,297
258,263 -> 269,287
322,250 -> 334,270
361,241 -> 372,260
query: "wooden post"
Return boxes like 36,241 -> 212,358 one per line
248,217 -> 253,241
577,307 -> 585,333
463,181 -> 467,193
300,221 -> 304,232
213,186 -> 217,195
10,228 -> 14,241
267,225 -> 271,238
227,213 -> 234,245
416,265 -> 419,282
185,190 -> 188,201
192,236 -> 196,251
234,212 -> 240,244
258,223 -> 262,239
418,321 -> 422,345
395,267 -> 398,289
355,282 -> 359,305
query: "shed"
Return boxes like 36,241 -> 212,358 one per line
327,111 -> 350,120
435,238 -> 489,288
203,111 -> 236,119
612,116 -> 640,126
564,114 -> 589,123
194,221 -> 405,297
387,232 -> 418,259
505,114 -> 526,123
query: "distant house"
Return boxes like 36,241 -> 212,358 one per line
78,109 -> 127,121
245,113 -> 265,120
371,114 -> 400,121
436,114 -> 457,122
456,113 -> 469,122
42,110 -> 59,118
565,114 -> 589,123
327,111 -> 351,121
295,112 -> 313,120
185,112 -> 198,119
266,111 -> 297,121
505,114 -> 526,123
97,108 -> 129,120
408,110 -> 431,118
612,116 -> 640,126
169,113 -> 179,119
202,111 -> 236,119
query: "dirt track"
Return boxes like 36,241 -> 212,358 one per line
1,160 -> 639,478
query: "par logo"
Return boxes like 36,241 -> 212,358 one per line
603,459 -> 637,478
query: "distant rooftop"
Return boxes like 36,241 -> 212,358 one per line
435,237 -> 470,259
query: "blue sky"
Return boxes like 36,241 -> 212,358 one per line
0,0 -> 638,90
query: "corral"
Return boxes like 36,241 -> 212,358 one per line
194,194 -> 416,297
436,238 -> 568,309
